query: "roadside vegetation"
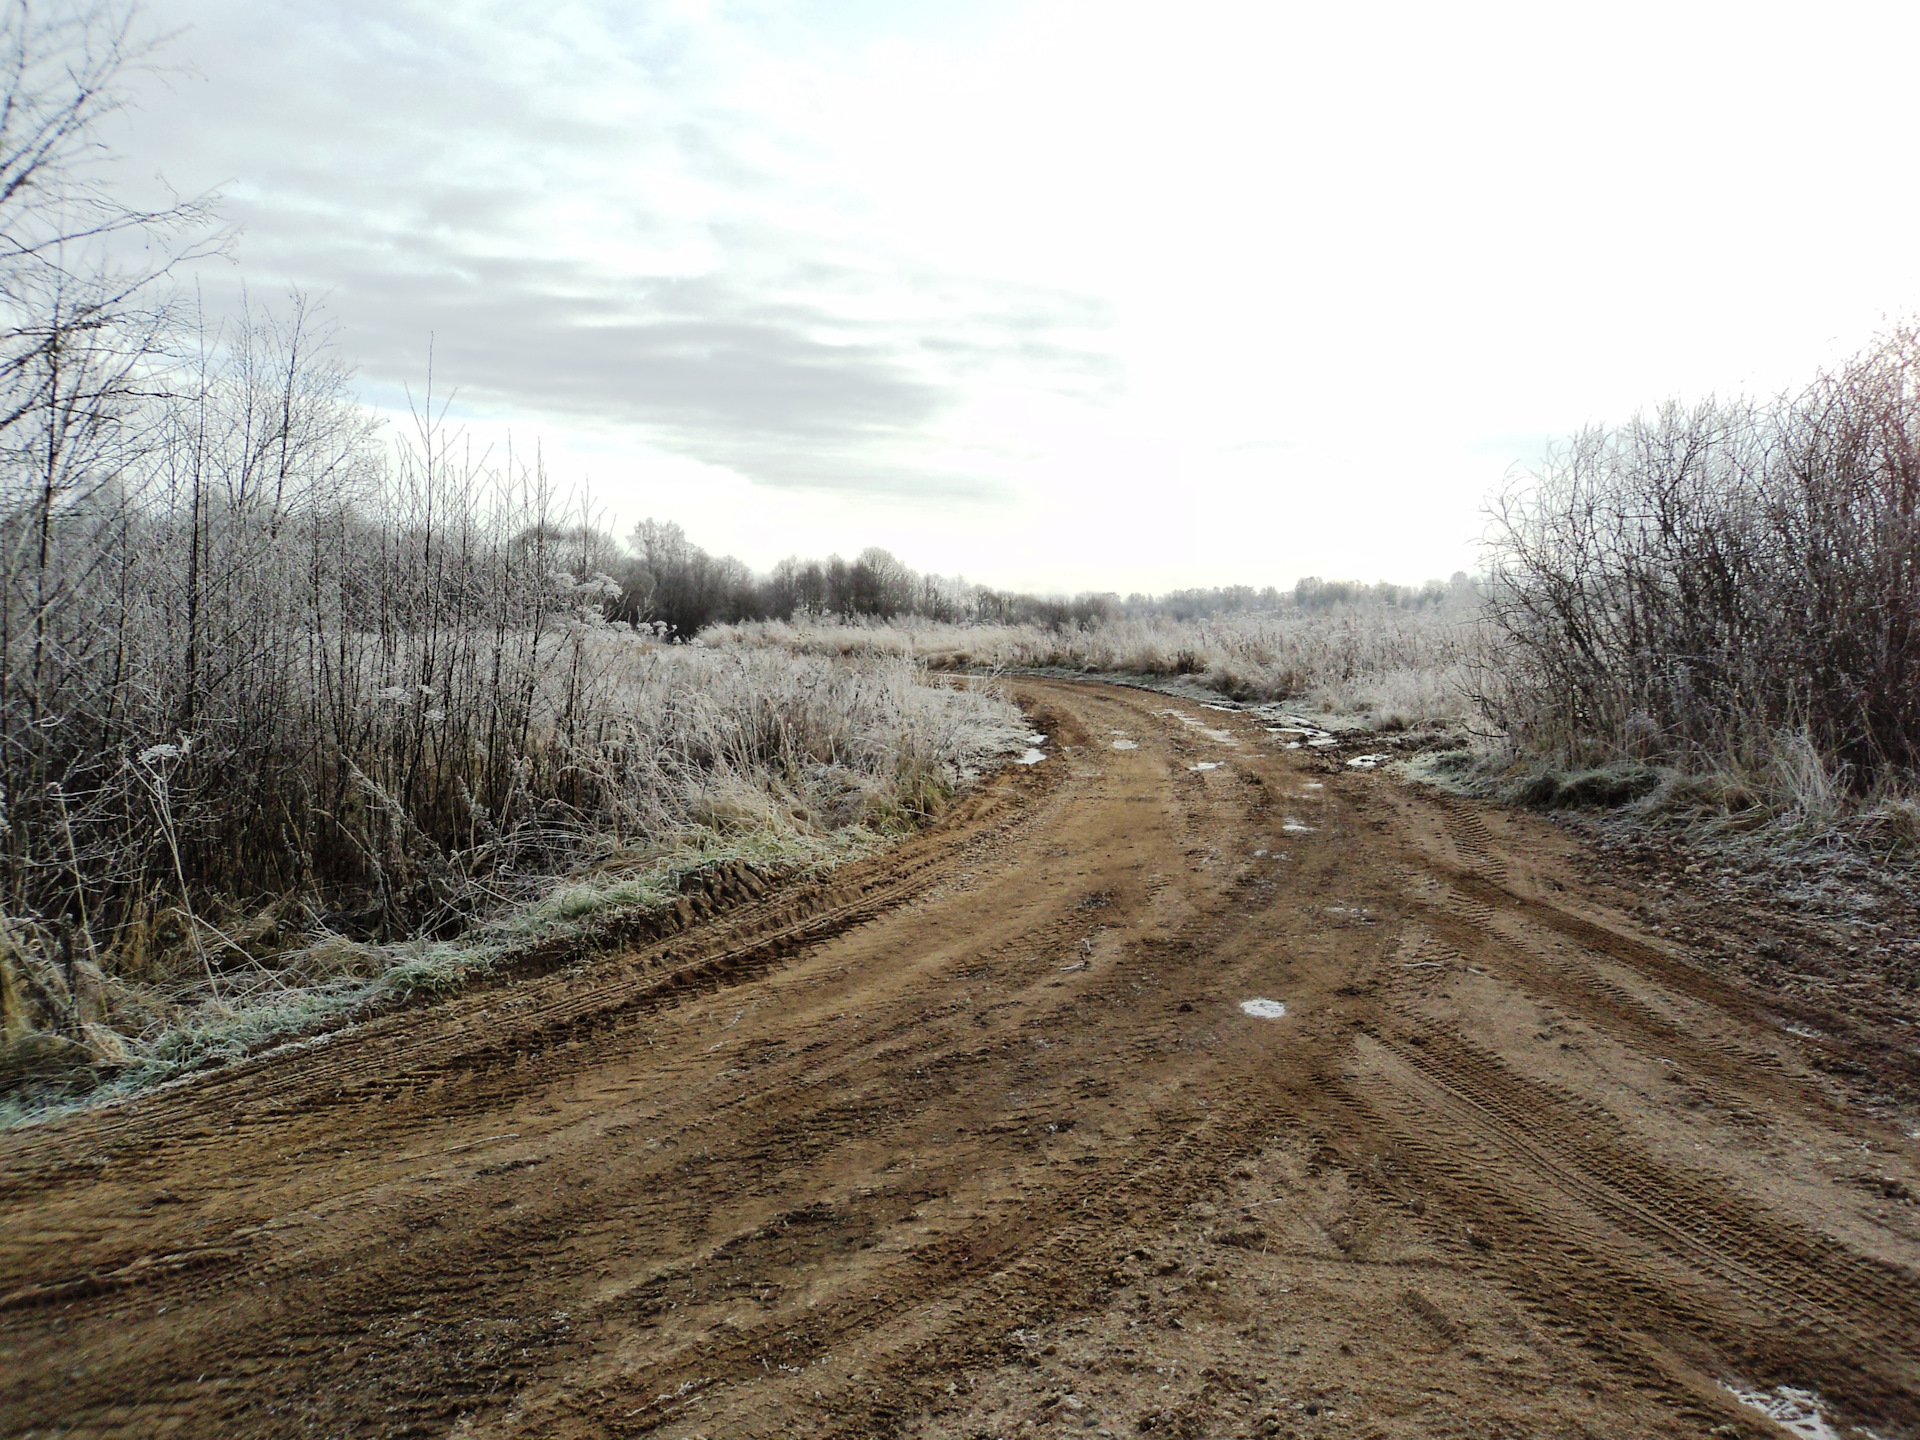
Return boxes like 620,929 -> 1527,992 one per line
705,597 -> 1482,728
0,304 -> 1031,1107
1456,326 -> 1920,852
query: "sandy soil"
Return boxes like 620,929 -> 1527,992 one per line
2,679 -> 1917,1440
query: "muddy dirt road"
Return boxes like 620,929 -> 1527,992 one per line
4,679 -> 1919,1440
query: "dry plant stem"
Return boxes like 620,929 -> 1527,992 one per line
128,756 -> 215,995
49,783 -> 97,967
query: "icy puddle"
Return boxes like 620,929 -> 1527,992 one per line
1111,739 -> 1138,750
1240,999 -> 1287,1019
1721,1384 -> 1843,1440
1346,753 -> 1392,770
1262,712 -> 1339,750
1162,709 -> 1239,745
1282,818 -> 1314,832
1016,748 -> 1047,766
1189,761 -> 1222,771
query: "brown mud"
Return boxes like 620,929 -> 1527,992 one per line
2,679 -> 1916,1439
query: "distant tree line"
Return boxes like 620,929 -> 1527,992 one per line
1290,574 -> 1478,613
593,522 -> 1476,639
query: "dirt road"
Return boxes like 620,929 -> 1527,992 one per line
4,679 -> 1918,1440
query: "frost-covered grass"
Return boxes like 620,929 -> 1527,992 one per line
706,607 -> 1484,725
2,650 -> 1027,1125
1400,736 -> 1920,883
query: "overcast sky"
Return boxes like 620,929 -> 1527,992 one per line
120,0 -> 1920,592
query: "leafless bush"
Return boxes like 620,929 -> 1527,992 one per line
1485,324 -> 1920,808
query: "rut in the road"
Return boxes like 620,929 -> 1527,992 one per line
2,680 -> 1916,1440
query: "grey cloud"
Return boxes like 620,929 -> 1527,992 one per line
131,0 -> 1119,498
232,234 -> 1110,496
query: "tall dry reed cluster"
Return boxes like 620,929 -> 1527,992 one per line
1484,326 -> 1920,819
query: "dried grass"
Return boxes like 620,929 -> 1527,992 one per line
706,606 -> 1483,725
2,646 -> 1026,1120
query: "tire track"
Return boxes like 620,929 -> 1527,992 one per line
4,680 -> 1916,1440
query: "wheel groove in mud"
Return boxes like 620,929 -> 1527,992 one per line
2,681 -> 1915,1440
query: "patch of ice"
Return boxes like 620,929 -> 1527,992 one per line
1190,761 -> 1222,771
1026,732 -> 1048,745
1282,818 -> 1314,832
1240,998 -> 1287,1019
1284,742 -> 1302,750
1721,1384 -> 1842,1440
1165,713 -> 1237,743
1016,748 -> 1047,766
1308,737 -> 1338,747
1303,782 -> 1323,789
1111,738 -> 1138,750
1254,849 -> 1269,857
1203,703 -> 1238,712
1267,715 -> 1333,741
1346,753 -> 1392,770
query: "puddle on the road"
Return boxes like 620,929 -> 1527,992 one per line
1162,709 -> 1239,745
1189,761 -> 1222,771
1240,999 -> 1288,1019
1282,818 -> 1314,832
1111,739 -> 1138,750
1016,748 -> 1047,765
1721,1383 -> 1843,1440
1346,754 -> 1391,770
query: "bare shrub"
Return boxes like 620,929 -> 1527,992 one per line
1485,324 -> 1920,810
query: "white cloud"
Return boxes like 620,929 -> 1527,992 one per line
121,0 -> 1920,591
